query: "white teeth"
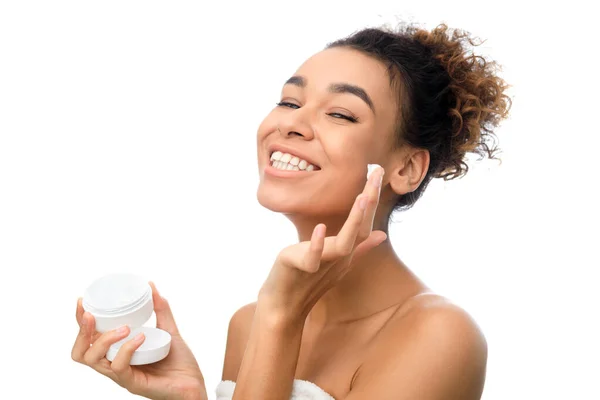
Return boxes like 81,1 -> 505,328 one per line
269,151 -> 320,171
270,151 -> 317,170
270,159 -> 318,171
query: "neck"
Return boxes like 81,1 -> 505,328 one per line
286,204 -> 390,244
284,211 -> 423,331
306,239 -> 399,327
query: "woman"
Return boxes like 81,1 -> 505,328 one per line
71,22 -> 511,400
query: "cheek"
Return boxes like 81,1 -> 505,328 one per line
256,112 -> 277,163
324,131 -> 372,167
256,111 -> 278,140
321,131 -> 381,191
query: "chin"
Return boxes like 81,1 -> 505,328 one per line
257,185 -> 323,215
257,187 -> 295,213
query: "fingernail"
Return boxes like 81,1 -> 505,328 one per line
134,333 -> 145,342
116,325 -> 128,334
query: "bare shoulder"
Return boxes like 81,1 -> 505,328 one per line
406,293 -> 485,349
221,301 -> 258,381
385,293 -> 488,368
349,294 -> 488,399
392,292 -> 486,337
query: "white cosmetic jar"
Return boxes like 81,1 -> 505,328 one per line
82,273 -> 171,365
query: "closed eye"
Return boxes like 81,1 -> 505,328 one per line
275,102 -> 358,123
328,112 -> 358,123
276,101 -> 299,109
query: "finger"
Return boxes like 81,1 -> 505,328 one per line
83,325 -> 131,366
76,297 -> 85,327
76,298 -> 103,342
149,281 -> 180,336
71,311 -> 92,363
110,332 -> 146,389
357,166 -> 384,242
280,226 -> 380,270
333,194 -> 368,256
83,311 -> 104,344
303,224 -> 326,273
354,230 -> 388,259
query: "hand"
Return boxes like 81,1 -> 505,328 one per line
258,166 -> 387,324
71,282 -> 208,400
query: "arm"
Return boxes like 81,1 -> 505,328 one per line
222,302 -> 257,382
227,166 -> 386,399
231,302 -> 305,400
345,305 -> 488,400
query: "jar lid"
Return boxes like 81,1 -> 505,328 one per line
106,326 -> 172,365
83,273 -> 151,314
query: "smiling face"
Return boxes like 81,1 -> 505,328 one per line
256,47 -> 399,220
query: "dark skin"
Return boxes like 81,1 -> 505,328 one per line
72,47 -> 487,400
255,47 -> 431,331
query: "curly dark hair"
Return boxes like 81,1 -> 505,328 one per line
326,22 -> 512,216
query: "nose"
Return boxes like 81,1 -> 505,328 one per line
277,107 -> 315,140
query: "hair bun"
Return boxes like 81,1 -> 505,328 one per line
411,23 -> 512,179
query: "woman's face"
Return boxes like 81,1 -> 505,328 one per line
256,47 -> 398,218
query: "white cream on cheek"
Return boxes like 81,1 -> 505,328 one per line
367,163 -> 381,180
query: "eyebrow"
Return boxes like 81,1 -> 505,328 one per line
284,75 -> 376,115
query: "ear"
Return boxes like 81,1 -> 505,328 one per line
388,147 -> 430,196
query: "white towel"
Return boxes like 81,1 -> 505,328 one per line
216,379 -> 336,400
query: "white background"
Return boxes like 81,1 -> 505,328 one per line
1,1 -> 598,399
